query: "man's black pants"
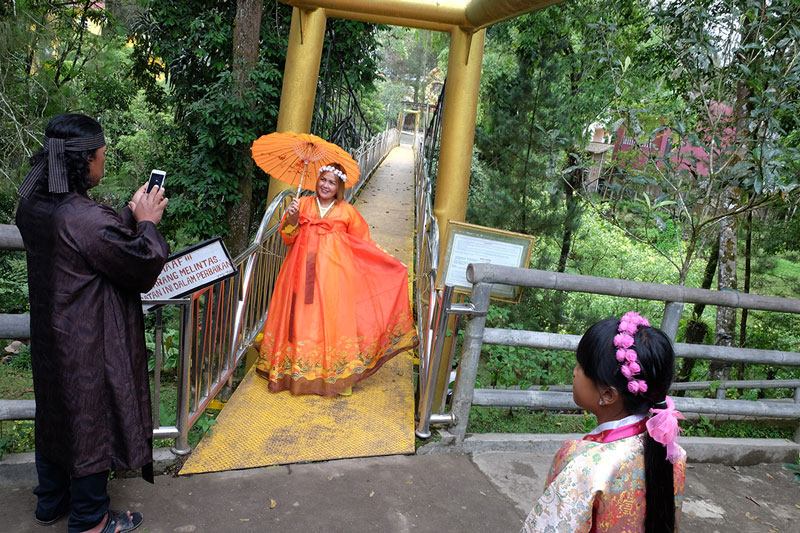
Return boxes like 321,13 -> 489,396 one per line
33,450 -> 109,532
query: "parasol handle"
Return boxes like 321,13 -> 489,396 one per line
296,161 -> 309,197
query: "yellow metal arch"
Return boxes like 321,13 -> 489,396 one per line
270,1 -> 561,241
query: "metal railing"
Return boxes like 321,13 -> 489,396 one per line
0,128 -> 400,454
347,129 -> 399,203
412,83 -> 452,438
421,264 -> 800,444
165,189 -> 296,451
414,120 -> 455,437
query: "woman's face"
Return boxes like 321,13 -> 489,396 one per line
316,172 -> 339,202
572,363 -> 601,412
87,145 -> 107,188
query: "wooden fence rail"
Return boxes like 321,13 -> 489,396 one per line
427,263 -> 800,444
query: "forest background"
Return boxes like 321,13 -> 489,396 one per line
1,0 -> 800,444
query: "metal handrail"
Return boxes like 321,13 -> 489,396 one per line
412,88 -> 449,438
229,188 -> 297,368
413,113 -> 446,437
440,264 -> 800,444
163,191 -> 295,452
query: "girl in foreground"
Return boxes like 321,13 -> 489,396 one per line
522,312 -> 686,532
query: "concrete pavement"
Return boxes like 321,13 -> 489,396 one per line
2,446 -> 799,532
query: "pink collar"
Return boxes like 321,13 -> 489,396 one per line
583,414 -> 647,443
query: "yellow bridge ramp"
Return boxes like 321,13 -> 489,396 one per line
180,145 -> 418,474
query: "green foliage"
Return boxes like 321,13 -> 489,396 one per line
681,416 -> 793,439
585,0 -> 800,285
5,346 -> 32,373
146,328 -> 181,372
0,252 -> 28,314
193,413 -> 218,440
0,348 -> 34,400
468,408 -> 597,435
129,2 -> 283,242
782,454 -> 800,483
152,382 -> 218,449
375,26 -> 447,120
478,304 -> 575,389
0,421 -> 35,460
129,3 -> 385,244
471,0 -> 647,251
0,1 -> 136,204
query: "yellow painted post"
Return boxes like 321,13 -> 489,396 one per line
433,27 -> 485,249
431,27 -> 486,412
267,7 -> 328,200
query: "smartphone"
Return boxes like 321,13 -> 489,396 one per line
147,169 -> 166,193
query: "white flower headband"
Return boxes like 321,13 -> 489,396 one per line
318,165 -> 347,183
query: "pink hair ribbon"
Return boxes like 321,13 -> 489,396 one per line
646,395 -> 685,463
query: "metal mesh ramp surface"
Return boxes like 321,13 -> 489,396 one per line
179,351 -> 414,474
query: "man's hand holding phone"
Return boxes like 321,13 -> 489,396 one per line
146,169 -> 166,193
130,169 -> 169,225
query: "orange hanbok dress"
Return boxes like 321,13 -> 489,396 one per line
256,195 -> 418,395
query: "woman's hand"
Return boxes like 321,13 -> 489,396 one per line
133,185 -> 168,225
285,197 -> 300,226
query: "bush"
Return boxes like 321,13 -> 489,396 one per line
0,252 -> 28,314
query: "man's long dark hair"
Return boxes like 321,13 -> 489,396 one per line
29,113 -> 103,194
576,317 -> 677,533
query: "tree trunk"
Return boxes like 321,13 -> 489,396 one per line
676,245 -> 718,392
739,210 -> 752,348
558,154 -> 581,273
104,0 -> 139,35
736,210 -> 753,394
710,199 -> 738,383
710,8 -> 757,380
225,0 -> 263,256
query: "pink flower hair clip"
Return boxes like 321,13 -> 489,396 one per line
614,311 -> 650,394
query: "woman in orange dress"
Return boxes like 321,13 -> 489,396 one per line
256,162 -> 418,395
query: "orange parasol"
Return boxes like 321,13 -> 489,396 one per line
251,132 -> 360,194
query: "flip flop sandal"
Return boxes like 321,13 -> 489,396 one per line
99,510 -> 143,533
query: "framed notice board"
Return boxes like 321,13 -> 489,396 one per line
141,237 -> 238,304
439,221 -> 534,303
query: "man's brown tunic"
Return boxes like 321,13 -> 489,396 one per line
17,186 -> 169,477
